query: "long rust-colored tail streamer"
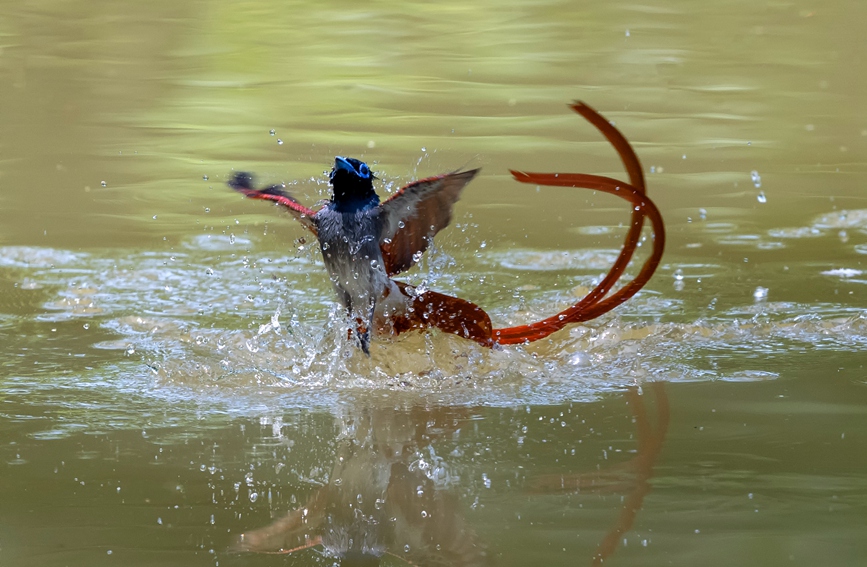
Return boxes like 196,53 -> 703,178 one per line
491,101 -> 665,344
392,101 -> 664,347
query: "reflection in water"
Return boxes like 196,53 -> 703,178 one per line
530,383 -> 669,566
232,406 -> 493,566
232,384 -> 669,566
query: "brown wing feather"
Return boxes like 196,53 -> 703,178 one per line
228,172 -> 319,236
379,169 -> 479,276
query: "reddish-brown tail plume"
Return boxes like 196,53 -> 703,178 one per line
492,102 -> 665,344
391,101 -> 665,347
391,282 -> 494,347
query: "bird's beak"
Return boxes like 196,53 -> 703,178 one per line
333,156 -> 355,174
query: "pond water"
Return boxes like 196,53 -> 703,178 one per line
1,1 -> 866,566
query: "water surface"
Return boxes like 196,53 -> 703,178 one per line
1,1 -> 866,566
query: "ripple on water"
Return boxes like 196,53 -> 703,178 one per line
812,208 -> 867,230
702,222 -> 739,234
182,234 -> 253,251
489,248 -> 621,271
767,226 -> 824,239
0,246 -> 85,268
821,268 -> 864,278
569,225 -> 615,236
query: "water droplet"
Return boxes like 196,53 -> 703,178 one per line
757,191 -> 767,204
249,492 -> 258,502
750,170 -> 762,188
838,230 -> 849,243
269,129 -> 275,136
625,29 -> 630,37
101,180 -> 107,187
202,175 -> 209,181
82,323 -> 89,330
673,269 -> 685,291
480,240 -> 487,248
699,208 -> 707,220
398,221 -> 405,229
277,139 -> 283,145
753,287 -> 768,301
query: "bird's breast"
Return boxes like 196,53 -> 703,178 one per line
316,207 -> 388,302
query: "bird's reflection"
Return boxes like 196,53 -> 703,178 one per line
529,382 -> 670,565
232,384 -> 669,566
232,406 -> 493,566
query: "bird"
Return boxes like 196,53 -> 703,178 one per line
228,102 -> 666,353
229,157 -> 482,355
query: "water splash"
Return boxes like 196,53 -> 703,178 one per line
3,244 -> 867,418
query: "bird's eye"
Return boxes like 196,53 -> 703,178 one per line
358,163 -> 370,177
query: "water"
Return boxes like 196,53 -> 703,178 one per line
2,1 -> 867,566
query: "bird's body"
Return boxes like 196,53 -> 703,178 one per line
229,157 -> 482,354
315,195 -> 393,351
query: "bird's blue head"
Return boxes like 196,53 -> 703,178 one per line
329,156 -> 378,206
330,156 -> 372,182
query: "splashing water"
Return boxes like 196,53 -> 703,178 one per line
3,238 -> 867,419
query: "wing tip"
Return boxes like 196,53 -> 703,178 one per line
227,171 -> 295,200
227,171 -> 255,191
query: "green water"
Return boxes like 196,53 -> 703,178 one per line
1,1 -> 866,565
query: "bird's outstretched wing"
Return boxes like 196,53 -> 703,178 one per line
228,172 -> 319,235
379,169 -> 479,276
